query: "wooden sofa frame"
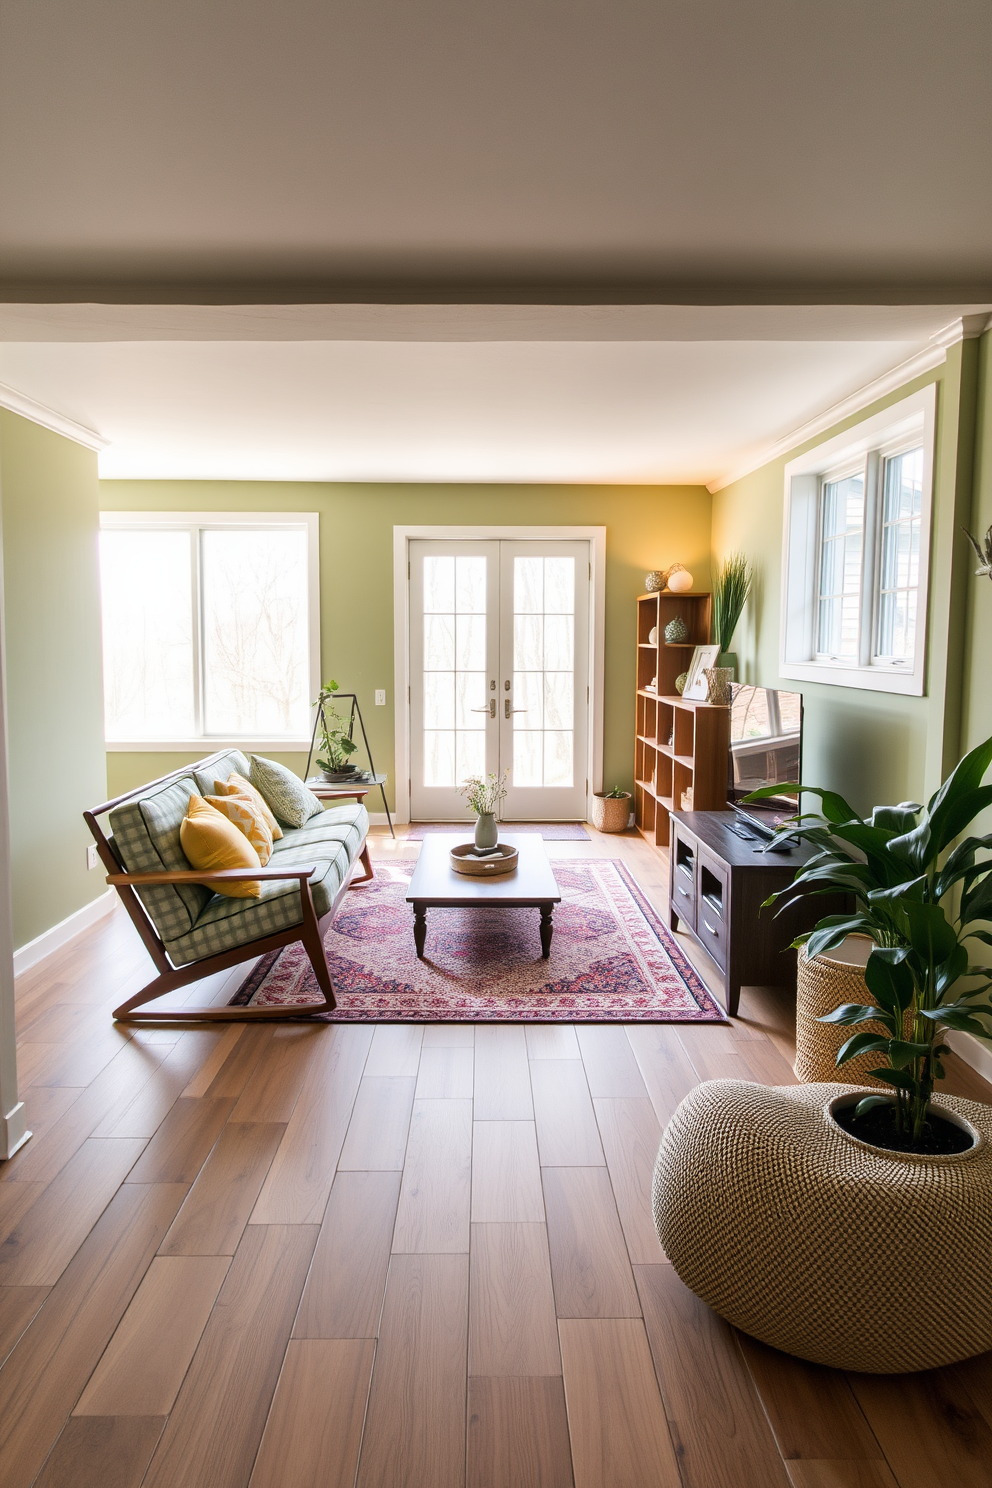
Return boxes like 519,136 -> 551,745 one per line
84,752 -> 374,1023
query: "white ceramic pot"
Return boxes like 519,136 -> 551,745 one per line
667,568 -> 693,593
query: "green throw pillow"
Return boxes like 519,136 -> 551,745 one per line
248,755 -> 324,829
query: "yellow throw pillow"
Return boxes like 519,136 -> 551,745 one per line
204,791 -> 274,865
180,793 -> 262,899
214,772 -> 284,840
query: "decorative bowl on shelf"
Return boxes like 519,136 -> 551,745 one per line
674,671 -> 688,695
664,616 -> 689,643
449,842 -> 519,876
667,565 -> 693,593
645,570 -> 666,592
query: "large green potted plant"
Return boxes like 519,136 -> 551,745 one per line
747,735 -> 992,1154
651,736 -> 992,1374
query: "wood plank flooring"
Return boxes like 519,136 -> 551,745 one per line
2,825 -> 992,1488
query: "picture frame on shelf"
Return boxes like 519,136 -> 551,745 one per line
681,644 -> 721,700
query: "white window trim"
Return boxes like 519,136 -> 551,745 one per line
100,511 -> 320,751
392,525 -> 606,826
780,384 -> 935,696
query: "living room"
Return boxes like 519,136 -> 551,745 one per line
2,5 -> 992,1487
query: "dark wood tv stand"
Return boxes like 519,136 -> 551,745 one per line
668,809 -> 850,1017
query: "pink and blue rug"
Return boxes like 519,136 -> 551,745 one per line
230,857 -> 724,1023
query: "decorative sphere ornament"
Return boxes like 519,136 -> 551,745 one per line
645,570 -> 665,593
664,616 -> 689,643
674,671 -> 689,694
667,565 -> 693,593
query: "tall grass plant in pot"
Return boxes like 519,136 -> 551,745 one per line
711,553 -> 753,676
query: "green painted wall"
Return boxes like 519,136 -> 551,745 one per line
0,411 -> 107,948
961,330 -> 992,761
711,340 -> 982,815
100,481 -> 713,806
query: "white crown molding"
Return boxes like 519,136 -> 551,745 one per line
0,380 -> 107,451
706,315 -> 992,494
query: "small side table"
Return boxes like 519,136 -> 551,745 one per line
306,773 -> 394,838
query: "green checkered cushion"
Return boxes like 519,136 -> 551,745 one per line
163,803 -> 368,965
109,774 -> 210,940
192,748 -> 251,796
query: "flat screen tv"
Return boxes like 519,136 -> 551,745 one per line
728,685 -> 803,836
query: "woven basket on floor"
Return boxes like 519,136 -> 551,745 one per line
795,936 -> 888,1085
590,793 -> 631,832
653,1078 -> 992,1373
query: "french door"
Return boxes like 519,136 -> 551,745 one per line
409,539 -> 590,821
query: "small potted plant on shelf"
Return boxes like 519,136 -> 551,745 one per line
591,785 -> 632,834
711,553 -> 753,677
458,770 -> 509,850
315,680 -> 359,780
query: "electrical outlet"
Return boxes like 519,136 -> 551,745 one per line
86,844 -> 99,870
375,689 -> 386,706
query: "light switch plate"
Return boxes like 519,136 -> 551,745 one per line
86,844 -> 99,870
374,689 -> 386,706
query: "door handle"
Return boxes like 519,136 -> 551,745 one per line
504,700 -> 527,719
472,700 -> 497,718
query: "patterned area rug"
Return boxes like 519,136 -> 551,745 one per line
229,857 -> 724,1023
405,822 -> 589,840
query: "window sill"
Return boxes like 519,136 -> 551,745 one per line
779,659 -> 924,697
105,739 -> 313,753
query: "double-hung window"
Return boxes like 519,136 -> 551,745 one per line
100,512 -> 319,747
781,385 -> 934,695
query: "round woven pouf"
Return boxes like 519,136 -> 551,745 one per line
653,1079 -> 992,1372
795,936 -> 886,1085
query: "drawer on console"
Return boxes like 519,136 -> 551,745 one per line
695,898 -> 728,970
698,850 -> 729,921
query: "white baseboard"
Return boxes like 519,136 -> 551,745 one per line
367,813 -> 393,827
947,1029 -> 992,1086
1,1101 -> 31,1161
13,890 -> 115,976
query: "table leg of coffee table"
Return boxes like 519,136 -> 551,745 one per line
413,903 -> 427,959
540,903 -> 554,959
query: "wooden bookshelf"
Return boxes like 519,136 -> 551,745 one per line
633,590 -> 730,851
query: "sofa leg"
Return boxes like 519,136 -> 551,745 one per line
301,915 -> 336,1009
349,843 -> 374,886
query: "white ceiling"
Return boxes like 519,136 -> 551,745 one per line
0,305 -> 979,486
2,1 -> 991,297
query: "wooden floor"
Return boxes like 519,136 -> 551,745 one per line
3,826 -> 992,1488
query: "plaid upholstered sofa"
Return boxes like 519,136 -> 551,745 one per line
85,748 -> 372,1023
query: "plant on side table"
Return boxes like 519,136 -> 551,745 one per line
749,733 -> 992,1155
315,679 -> 359,779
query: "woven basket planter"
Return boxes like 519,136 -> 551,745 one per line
795,936 -> 889,1086
590,792 -> 631,833
653,1079 -> 992,1372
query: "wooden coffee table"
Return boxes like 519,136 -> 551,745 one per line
405,833 -> 562,960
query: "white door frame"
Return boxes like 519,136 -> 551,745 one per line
393,525 -> 606,826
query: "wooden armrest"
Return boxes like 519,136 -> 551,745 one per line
107,866 -> 317,887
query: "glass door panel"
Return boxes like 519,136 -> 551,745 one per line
499,541 -> 589,821
410,541 -> 499,820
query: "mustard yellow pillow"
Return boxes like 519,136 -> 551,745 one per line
204,791 -> 274,865
214,772 -> 284,840
180,794 -> 262,899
